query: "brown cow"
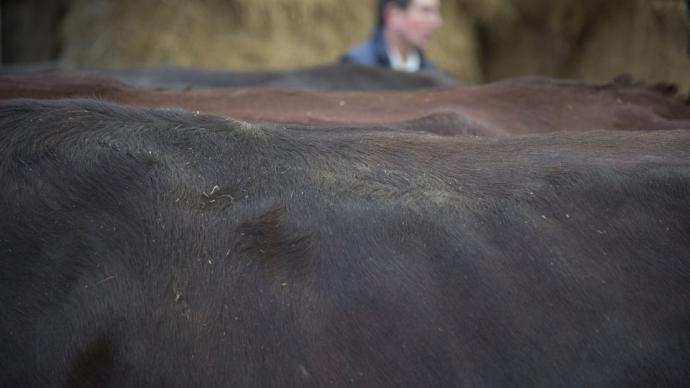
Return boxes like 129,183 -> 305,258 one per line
0,72 -> 689,136
0,63 -> 461,91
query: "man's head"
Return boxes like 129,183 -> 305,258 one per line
377,0 -> 442,50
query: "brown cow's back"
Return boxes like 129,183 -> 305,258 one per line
1,72 -> 689,136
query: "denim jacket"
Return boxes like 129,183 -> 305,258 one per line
340,28 -> 435,70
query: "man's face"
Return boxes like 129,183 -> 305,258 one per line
390,0 -> 442,49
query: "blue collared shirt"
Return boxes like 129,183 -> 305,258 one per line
340,28 -> 435,71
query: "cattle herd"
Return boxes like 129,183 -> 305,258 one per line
0,63 -> 688,387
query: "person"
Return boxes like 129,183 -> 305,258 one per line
341,0 -> 442,72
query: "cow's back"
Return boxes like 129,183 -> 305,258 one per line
1,99 -> 689,387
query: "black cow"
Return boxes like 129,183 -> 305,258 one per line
1,99 -> 688,387
0,62 -> 460,90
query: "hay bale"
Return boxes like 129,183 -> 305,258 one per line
460,0 -> 620,80
61,0 -> 373,68
575,0 -> 690,87
457,0 -> 690,88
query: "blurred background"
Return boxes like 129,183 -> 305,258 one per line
2,0 -> 689,88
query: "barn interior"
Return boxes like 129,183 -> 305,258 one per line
2,1 -> 690,387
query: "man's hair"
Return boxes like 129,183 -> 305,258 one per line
376,0 -> 411,28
